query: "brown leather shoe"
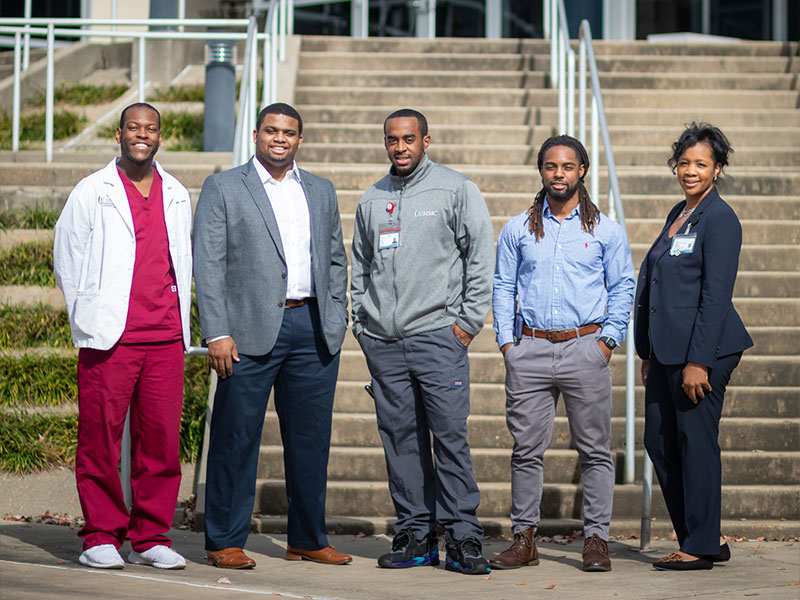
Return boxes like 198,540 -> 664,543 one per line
286,545 -> 352,565
582,534 -> 611,572
489,526 -> 539,569
206,547 -> 256,569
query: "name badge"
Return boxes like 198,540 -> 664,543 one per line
379,222 -> 401,250
670,233 -> 697,256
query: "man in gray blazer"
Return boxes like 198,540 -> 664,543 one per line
193,103 -> 350,569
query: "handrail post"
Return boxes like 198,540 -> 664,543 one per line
578,33 -> 586,144
12,32 -> 21,153
557,25 -> 565,134
279,0 -> 287,61
23,0 -> 31,71
262,31 -> 271,108
567,48 -> 575,137
288,0 -> 294,35
178,0 -> 185,32
549,0 -> 557,87
639,451 -> 654,551
590,94 -> 598,202
270,7 -> 278,103
624,318 -> 635,483
543,0 -> 550,39
45,23 -> 54,164
138,33 -> 146,102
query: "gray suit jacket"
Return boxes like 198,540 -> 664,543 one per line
193,159 -> 348,356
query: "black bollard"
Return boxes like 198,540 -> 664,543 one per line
203,40 -> 236,152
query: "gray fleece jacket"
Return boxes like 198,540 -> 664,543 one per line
350,155 -> 494,341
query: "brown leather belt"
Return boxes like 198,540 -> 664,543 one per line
521,323 -> 601,342
284,297 -> 315,308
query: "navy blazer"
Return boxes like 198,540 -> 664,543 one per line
633,187 -> 753,366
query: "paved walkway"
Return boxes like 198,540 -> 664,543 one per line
1,521 -> 798,599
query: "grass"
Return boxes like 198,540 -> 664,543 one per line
0,241 -> 56,286
0,353 -> 77,408
0,206 -> 60,230
30,83 -> 129,107
0,411 -> 79,473
0,304 -> 72,349
0,110 -> 86,149
154,84 -> 205,102
0,354 -> 210,468
96,110 -> 204,151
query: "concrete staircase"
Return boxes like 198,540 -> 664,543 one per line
1,35 -> 797,537
255,35 -> 800,537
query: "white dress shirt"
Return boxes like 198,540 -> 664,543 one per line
252,156 -> 315,299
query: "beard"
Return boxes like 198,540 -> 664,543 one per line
545,180 -> 580,202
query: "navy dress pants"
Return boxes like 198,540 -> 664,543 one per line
644,352 -> 740,556
204,302 -> 340,551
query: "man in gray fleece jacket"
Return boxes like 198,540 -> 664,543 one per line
351,109 -> 494,575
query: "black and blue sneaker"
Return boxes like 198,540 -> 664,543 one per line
377,530 -> 440,569
444,533 -> 491,575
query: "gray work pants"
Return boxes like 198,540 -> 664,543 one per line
359,325 -> 483,541
504,330 -> 614,539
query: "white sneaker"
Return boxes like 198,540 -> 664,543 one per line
78,544 -> 125,569
128,545 -> 186,570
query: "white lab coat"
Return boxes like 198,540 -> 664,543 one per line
54,158 -> 193,350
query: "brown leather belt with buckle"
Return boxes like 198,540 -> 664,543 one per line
284,297 -> 315,308
521,323 -> 601,342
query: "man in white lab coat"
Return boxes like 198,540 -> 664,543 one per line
54,103 -> 192,570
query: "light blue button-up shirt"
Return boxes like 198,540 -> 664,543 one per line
493,198 -> 635,349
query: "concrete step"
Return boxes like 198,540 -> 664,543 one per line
299,69 -> 797,92
331,191 -> 800,220
301,123 -> 544,145
539,107 -> 800,128
296,70 -> 546,89
340,237 -> 800,272
254,478 -> 800,520
249,514 -> 800,538
299,51 -> 527,72
338,213 -> 799,245
295,87 -> 800,110
293,144 -> 800,169
257,445 -> 799,487
331,380 -> 800,419
335,350 -> 800,388
341,324 -> 799,357
531,53 -> 796,73
299,36 -> 797,57
9,162 -> 800,197
591,72 -> 797,91
261,408 -> 799,452
300,123 -> 800,151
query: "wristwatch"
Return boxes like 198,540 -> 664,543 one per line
598,336 -> 617,350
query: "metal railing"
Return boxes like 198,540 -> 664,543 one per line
546,0 -> 653,549
1,10 -> 291,167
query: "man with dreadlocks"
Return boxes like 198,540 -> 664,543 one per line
490,135 -> 635,572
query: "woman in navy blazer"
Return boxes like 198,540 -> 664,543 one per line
634,123 -> 753,571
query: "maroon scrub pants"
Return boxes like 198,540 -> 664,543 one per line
75,340 -> 184,552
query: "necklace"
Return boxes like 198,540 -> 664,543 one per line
679,206 -> 695,219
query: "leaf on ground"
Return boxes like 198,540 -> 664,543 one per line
790,581 -> 798,586
216,577 -> 231,584
355,532 -> 367,538
516,581 -> 527,586
482,575 -> 491,580
545,583 -> 556,589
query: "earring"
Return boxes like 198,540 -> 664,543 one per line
714,176 -> 717,182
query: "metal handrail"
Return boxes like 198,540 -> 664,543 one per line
546,1 -> 651,548
0,15 -> 290,165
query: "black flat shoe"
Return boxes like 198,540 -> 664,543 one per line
703,543 -> 731,563
653,553 -> 713,571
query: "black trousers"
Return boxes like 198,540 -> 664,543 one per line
644,352 -> 741,556
204,302 -> 340,551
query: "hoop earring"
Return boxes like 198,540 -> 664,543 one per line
713,175 -> 717,182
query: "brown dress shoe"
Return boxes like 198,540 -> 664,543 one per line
489,526 -> 539,569
286,545 -> 352,565
582,534 -> 611,572
206,547 -> 256,569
